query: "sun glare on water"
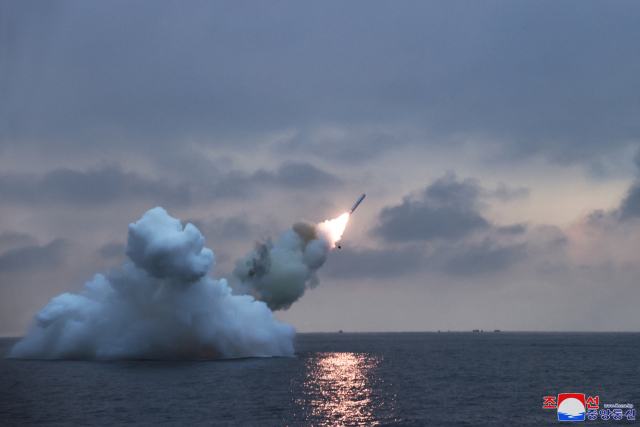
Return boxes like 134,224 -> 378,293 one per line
317,213 -> 350,246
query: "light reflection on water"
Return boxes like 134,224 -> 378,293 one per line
297,352 -> 390,426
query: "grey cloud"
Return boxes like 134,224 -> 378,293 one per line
605,151 -> 640,221
0,162 -> 340,208
633,150 -> 640,170
497,224 -> 528,235
3,2 -> 640,164
322,246 -> 424,279
276,127 -> 406,164
98,242 -> 126,259
531,225 -> 568,249
0,238 -> 68,272
618,184 -> 640,220
586,209 -> 608,225
189,214 -> 257,241
424,173 -> 482,211
201,171 -> 256,201
440,239 -> 528,277
616,148 -> 640,220
374,172 -> 489,242
253,162 -> 341,190
0,231 -> 37,250
324,237 -> 529,279
200,162 -> 341,201
0,166 -> 190,207
485,183 -> 530,202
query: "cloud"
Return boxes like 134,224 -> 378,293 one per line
274,126 -> 408,164
618,184 -> 640,220
439,239 -> 528,276
374,172 -> 489,242
497,224 -> 528,235
322,246 -> 424,279
3,1 -> 640,335
600,149 -> 640,221
192,161 -> 341,202
0,239 -> 68,272
187,214 -> 275,244
367,174 -> 540,278
98,242 -> 126,259
0,166 -> 190,207
4,2 -> 640,165
0,162 -> 340,208
485,183 -> 530,202
253,162 -> 342,190
0,231 -> 37,250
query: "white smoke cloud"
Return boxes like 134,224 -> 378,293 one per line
8,207 -> 295,360
232,221 -> 332,311
126,207 -> 214,282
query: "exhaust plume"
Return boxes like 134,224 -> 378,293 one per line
233,213 -> 349,310
9,207 -> 295,360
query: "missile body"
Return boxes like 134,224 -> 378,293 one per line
349,194 -> 366,215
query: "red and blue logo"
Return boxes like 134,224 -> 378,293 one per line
557,393 -> 586,421
543,394 -> 635,421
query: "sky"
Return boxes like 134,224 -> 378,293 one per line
2,0 -> 640,335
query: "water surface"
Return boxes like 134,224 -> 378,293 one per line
2,332 -> 638,426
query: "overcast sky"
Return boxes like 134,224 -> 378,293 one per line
2,0 -> 640,334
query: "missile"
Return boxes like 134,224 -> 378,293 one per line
337,194 -> 366,249
348,194 -> 366,215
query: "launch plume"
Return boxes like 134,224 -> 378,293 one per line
9,207 -> 295,360
233,213 -> 349,311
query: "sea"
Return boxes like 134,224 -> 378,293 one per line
1,332 -> 638,426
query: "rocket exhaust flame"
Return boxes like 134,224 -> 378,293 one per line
318,213 -> 350,246
233,196 -> 365,310
334,194 -> 365,249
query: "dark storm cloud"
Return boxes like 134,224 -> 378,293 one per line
440,239 -> 527,277
374,172 -> 489,242
0,239 -> 68,272
3,1 -> 640,164
322,246 -> 424,279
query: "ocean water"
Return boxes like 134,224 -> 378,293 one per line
1,332 -> 638,426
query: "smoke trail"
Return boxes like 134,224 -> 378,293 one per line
233,214 -> 349,310
9,208 -> 295,360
